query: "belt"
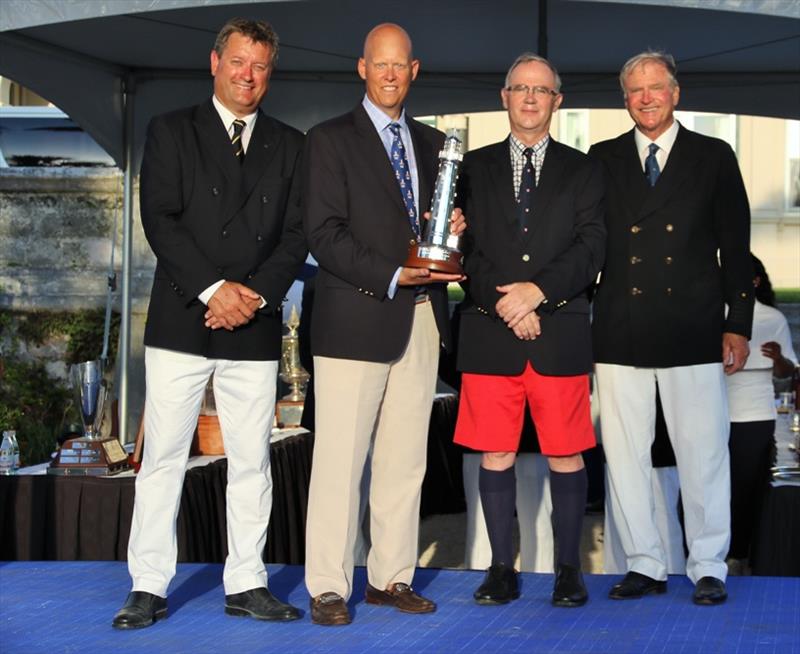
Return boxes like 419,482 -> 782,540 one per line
415,292 -> 430,304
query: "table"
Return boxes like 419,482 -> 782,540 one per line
0,431 -> 314,564
751,413 -> 800,576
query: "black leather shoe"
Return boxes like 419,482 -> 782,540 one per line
608,571 -> 667,600
225,587 -> 301,621
112,591 -> 167,629
693,577 -> 727,605
473,563 -> 520,605
552,563 -> 588,607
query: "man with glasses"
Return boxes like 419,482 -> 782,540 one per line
453,53 -> 605,607
589,51 -> 753,605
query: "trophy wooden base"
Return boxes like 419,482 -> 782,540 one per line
48,436 -> 130,476
405,243 -> 464,275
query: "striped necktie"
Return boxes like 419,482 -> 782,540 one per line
231,119 -> 246,163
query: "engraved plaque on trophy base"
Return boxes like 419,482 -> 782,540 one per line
48,436 -> 130,476
405,242 -> 464,275
276,399 -> 304,429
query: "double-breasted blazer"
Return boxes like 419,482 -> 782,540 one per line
140,99 -> 307,361
588,126 -> 753,368
302,104 -> 451,363
455,138 -> 606,377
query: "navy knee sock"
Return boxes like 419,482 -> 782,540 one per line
479,466 -> 516,567
550,467 -> 587,568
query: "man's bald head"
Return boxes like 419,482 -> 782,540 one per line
358,23 -> 419,120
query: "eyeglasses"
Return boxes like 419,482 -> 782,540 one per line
506,84 -> 559,97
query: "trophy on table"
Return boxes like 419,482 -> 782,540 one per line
49,359 -> 129,475
405,130 -> 465,274
276,306 -> 310,428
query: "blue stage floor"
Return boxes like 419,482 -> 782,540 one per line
0,562 -> 798,654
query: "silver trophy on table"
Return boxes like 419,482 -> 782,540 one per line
49,359 -> 129,475
405,130 -> 465,274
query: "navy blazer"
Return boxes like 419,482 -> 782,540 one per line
455,138 -> 606,377
140,99 -> 307,360
303,104 -> 451,362
589,125 -> 753,368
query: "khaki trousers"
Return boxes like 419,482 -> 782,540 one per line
305,301 -> 439,600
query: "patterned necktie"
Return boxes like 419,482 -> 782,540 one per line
231,119 -> 246,163
517,147 -> 536,232
645,142 -> 660,187
387,122 -> 419,237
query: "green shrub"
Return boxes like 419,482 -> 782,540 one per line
775,288 -> 800,304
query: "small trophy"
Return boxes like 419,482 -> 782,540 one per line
49,359 -> 129,475
276,306 -> 310,428
405,130 -> 464,274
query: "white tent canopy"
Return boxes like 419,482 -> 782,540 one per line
2,0 -> 799,440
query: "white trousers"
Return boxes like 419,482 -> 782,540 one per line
603,465 -> 686,574
128,346 -> 278,597
596,362 -> 730,583
305,302 -> 439,600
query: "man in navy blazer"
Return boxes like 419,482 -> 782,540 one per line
453,53 -> 605,608
112,18 -> 306,629
302,23 -> 464,626
589,51 -> 753,606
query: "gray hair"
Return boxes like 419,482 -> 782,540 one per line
504,52 -> 562,93
619,51 -> 678,95
213,18 -> 279,66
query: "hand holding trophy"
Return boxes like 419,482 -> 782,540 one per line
405,130 -> 465,274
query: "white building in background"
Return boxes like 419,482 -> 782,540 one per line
432,110 -> 800,289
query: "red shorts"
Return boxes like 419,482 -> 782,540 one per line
454,362 -> 595,456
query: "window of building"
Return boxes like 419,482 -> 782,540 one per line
674,111 -> 738,153
786,120 -> 800,212
558,109 -> 590,153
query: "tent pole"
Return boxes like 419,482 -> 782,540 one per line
119,74 -> 136,444
538,0 -> 548,58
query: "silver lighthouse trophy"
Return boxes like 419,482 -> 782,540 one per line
49,359 -> 129,475
405,130 -> 465,274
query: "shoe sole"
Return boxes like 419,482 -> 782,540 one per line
364,597 -> 436,613
112,608 -> 168,630
692,595 -> 727,606
552,596 -> 588,608
608,585 -> 667,600
474,592 -> 521,606
224,606 -> 300,621
311,615 -> 352,626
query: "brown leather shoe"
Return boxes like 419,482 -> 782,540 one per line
310,592 -> 351,626
365,582 -> 436,614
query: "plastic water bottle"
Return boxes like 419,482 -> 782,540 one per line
6,431 -> 20,471
0,432 -> 14,475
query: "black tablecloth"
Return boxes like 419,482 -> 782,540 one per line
751,485 -> 800,576
0,432 -> 314,564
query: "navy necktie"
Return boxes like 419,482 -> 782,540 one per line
517,147 -> 536,232
388,122 -> 419,237
645,142 -> 660,187
231,119 -> 246,163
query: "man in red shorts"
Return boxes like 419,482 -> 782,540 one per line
454,52 -> 605,607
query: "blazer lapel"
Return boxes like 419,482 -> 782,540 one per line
525,139 -> 567,240
193,99 -> 240,187
485,139 -> 517,229
352,105 -> 407,218
238,110 -> 280,210
636,125 -> 699,221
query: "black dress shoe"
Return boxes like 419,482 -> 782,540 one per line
608,571 -> 667,600
112,591 -> 167,629
473,563 -> 520,605
693,576 -> 727,605
225,587 -> 301,621
552,563 -> 588,607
